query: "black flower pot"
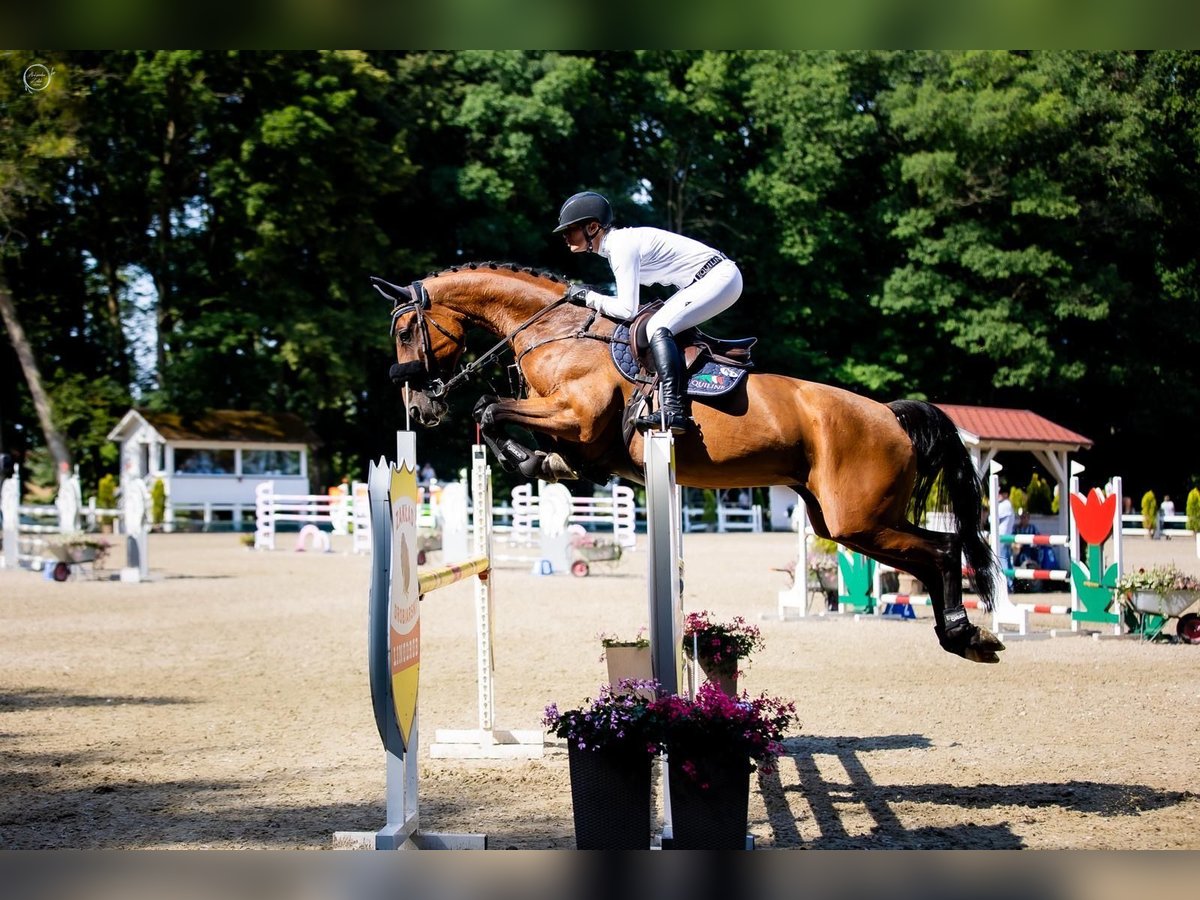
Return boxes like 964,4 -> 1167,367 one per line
567,743 -> 653,850
666,750 -> 751,849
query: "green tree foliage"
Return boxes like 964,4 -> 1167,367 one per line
1,51 -> 1198,498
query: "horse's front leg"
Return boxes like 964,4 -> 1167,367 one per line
473,394 -> 589,483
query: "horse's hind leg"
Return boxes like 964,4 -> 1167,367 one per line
837,521 -> 1004,664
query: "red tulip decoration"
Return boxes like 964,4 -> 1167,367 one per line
1068,488 -> 1120,626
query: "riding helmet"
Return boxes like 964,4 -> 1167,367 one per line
552,191 -> 613,233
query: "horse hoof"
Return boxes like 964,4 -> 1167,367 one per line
544,453 -> 578,482
962,626 -> 1005,663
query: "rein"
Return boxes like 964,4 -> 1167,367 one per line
386,279 -> 586,400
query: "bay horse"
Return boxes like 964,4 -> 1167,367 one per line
374,263 -> 1004,663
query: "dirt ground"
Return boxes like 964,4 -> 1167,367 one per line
2,527 -> 1198,850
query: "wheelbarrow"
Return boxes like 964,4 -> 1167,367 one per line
568,531 -> 623,577
1129,590 -> 1200,643
44,543 -> 104,582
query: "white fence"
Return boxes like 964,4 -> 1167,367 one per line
500,481 -> 636,549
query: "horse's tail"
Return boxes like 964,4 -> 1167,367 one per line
889,399 -> 995,611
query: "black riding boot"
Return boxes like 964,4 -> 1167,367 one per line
635,328 -> 689,434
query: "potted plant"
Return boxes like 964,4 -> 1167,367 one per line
651,683 -> 797,850
599,629 -> 652,692
543,679 -> 665,849
1114,564 -> 1200,618
681,611 -> 765,697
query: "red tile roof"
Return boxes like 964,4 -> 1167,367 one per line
935,404 -> 1092,449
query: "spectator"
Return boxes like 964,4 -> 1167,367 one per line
996,486 -> 1015,589
1012,508 -> 1047,593
419,462 -> 436,485
1161,495 -> 1175,540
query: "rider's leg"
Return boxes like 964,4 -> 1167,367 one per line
635,328 -> 689,434
637,263 -> 743,434
645,261 -> 742,334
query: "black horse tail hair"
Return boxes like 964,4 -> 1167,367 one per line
889,399 -> 996,611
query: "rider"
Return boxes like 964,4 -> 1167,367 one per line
553,191 -> 742,434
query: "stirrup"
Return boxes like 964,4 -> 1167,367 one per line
634,410 -> 689,434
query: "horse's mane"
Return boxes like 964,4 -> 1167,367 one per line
428,261 -> 569,289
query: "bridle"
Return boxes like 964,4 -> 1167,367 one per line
372,275 -> 574,401
375,279 -> 460,399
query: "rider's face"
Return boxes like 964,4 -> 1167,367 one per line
562,223 -> 590,253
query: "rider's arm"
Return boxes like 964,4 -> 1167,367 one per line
584,232 -> 641,318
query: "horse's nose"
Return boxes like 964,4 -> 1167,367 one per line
390,362 -> 424,386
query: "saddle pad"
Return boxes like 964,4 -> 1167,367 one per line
610,323 -> 747,399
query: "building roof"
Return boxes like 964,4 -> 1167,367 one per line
936,404 -> 1092,451
109,409 -> 321,446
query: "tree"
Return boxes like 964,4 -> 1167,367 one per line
0,51 -> 79,479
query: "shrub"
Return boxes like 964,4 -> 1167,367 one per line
1025,473 -> 1053,515
1140,491 -> 1157,533
96,474 -> 117,526
150,478 -> 166,525
1187,488 -> 1200,534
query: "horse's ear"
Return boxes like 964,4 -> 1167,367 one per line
370,275 -> 410,304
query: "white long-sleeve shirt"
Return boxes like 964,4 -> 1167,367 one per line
583,227 -> 723,320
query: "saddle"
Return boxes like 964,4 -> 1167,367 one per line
610,303 -> 756,445
627,301 -> 756,374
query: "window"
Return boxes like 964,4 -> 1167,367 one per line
174,448 -> 235,475
241,449 -> 301,476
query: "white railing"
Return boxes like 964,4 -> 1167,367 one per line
501,482 -> 637,549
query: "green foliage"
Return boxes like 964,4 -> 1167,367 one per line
97,474 -> 117,524
812,536 -> 838,555
1,51 -> 1200,501
150,478 -> 166,525
1140,491 -> 1157,533
1009,487 -> 1028,515
1025,473 -> 1054,515
1186,488 -> 1200,534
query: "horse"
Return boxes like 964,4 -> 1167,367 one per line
373,262 -> 1005,663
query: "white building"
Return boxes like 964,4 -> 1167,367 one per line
107,409 -> 320,528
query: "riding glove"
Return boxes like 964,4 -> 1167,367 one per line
566,283 -> 593,305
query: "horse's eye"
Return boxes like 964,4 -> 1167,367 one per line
396,327 -> 412,345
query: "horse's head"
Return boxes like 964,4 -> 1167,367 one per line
371,276 -> 466,427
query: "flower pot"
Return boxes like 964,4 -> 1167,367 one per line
1133,590 -> 1200,618
697,657 -> 738,698
605,645 -> 653,692
567,743 -> 652,850
666,750 -> 751,850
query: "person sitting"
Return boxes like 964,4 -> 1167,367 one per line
1012,508 -> 1048,592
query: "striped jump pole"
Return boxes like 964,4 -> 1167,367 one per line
987,462 -> 1123,639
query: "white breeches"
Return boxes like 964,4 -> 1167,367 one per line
647,260 -> 743,335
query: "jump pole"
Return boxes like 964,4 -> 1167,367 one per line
643,430 -> 689,846
342,431 -> 487,850
429,444 -> 543,758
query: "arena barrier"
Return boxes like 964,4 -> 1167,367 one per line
778,461 -> 1124,640
344,437 -> 540,851
872,461 -> 1123,638
984,463 -> 1123,638
1,467 -> 82,570
503,480 -> 637,550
